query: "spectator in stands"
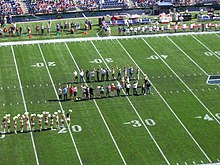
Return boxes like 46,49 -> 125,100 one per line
0,28 -> 2,36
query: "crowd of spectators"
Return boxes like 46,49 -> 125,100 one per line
27,0 -> 129,14
0,0 -> 23,16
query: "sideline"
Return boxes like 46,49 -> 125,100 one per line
1,31 -> 220,46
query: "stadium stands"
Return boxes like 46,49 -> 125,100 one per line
0,0 -> 23,15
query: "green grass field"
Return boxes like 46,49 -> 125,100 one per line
0,32 -> 220,165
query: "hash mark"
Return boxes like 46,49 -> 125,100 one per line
201,160 -> 204,163
185,162 -> 188,165
193,161 -> 196,164
123,122 -> 131,125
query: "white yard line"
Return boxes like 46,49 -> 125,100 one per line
11,45 -> 40,165
142,38 -> 220,125
64,42 -> 127,165
90,41 -> 170,165
215,33 -> 220,38
191,35 -> 220,60
37,44 -> 83,165
167,37 -> 220,87
117,39 -> 212,163
1,31 -> 220,47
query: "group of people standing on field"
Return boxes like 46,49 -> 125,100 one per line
57,66 -> 151,101
1,110 -> 72,134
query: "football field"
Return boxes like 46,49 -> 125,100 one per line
0,32 -> 220,165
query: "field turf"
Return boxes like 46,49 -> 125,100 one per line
0,32 -> 220,165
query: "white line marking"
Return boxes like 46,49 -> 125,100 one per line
191,35 -> 220,60
170,35 -> 220,88
65,42 -> 127,165
11,46 -> 39,165
167,37 -> 210,76
143,38 -> 220,126
92,41 -> 169,164
1,31 -> 220,47
118,38 -> 212,163
38,44 -> 83,165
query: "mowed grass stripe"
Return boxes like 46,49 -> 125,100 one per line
143,37 -> 220,124
116,39 -> 215,163
65,42 -> 127,165
38,44 -> 84,165
40,43 -> 125,165
169,35 -> 220,107
11,45 -> 40,165
168,35 -> 220,73
91,40 -> 170,164
141,37 -> 220,161
0,47 -> 38,165
66,41 -> 168,164
92,40 -> 212,164
12,44 -> 80,165
162,36 -> 220,114
0,47 -> 24,109
191,35 -> 220,60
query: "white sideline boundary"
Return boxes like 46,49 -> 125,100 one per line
64,42 -> 127,165
11,46 -> 40,165
116,39 -> 212,163
37,44 -> 83,165
90,40 -> 170,164
0,31 -> 220,47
